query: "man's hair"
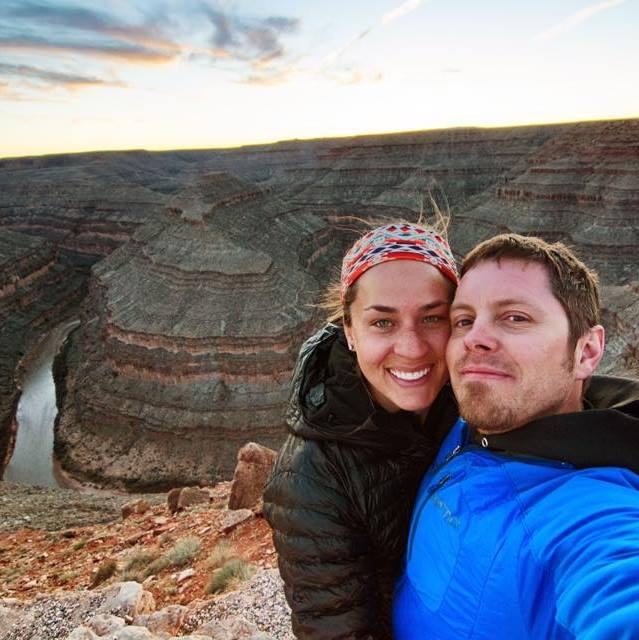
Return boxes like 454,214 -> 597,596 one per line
462,234 -> 601,348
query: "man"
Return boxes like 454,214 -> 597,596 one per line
393,233 -> 639,639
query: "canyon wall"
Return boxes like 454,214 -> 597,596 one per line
0,120 -> 636,488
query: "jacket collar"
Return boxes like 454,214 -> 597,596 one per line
470,374 -> 639,473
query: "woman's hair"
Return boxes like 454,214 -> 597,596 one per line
320,202 -> 454,326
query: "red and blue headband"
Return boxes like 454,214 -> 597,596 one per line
340,223 -> 459,301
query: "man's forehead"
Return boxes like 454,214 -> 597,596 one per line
454,258 -> 554,306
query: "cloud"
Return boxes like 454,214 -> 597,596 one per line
201,6 -> 300,68
535,0 -> 626,40
0,62 -> 122,89
0,33 -> 177,62
322,0 -> 425,67
0,1 -> 181,62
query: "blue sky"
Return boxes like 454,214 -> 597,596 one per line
0,0 -> 637,157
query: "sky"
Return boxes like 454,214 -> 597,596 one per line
0,0 -> 638,158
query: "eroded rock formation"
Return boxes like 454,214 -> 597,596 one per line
1,120 -> 637,488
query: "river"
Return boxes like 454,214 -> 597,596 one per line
4,320 -> 80,488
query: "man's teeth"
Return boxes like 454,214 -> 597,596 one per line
389,367 -> 430,381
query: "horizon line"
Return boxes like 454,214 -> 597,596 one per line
1,115 -> 638,161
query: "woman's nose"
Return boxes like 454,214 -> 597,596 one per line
393,327 -> 431,359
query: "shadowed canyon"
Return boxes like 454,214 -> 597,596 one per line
1,119 -> 638,490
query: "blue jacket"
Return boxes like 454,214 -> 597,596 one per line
394,397 -> 639,639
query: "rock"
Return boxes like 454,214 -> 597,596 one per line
133,604 -> 188,634
176,568 -> 195,583
197,616 -> 268,639
194,621 -> 232,640
0,604 -> 21,635
221,509 -> 254,533
100,581 -> 156,617
167,488 -> 182,515
86,612 -> 127,635
167,487 -> 210,514
65,627 -> 100,640
228,443 -> 277,511
122,499 -> 151,519
112,627 -> 155,640
178,487 -> 211,510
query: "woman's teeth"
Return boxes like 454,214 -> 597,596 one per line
389,367 -> 430,381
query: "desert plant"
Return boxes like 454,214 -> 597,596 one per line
205,558 -> 255,594
57,569 -> 80,584
144,536 -> 201,577
120,547 -> 161,582
91,559 -> 117,588
72,538 -> 87,551
206,541 -> 234,570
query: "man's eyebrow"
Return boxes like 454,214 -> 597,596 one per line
363,300 -> 450,312
450,299 -> 540,312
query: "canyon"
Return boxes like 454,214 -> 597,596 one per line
1,119 -> 638,489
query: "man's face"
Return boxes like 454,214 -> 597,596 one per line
446,259 -> 583,433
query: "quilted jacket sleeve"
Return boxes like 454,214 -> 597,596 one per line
547,470 -> 639,640
263,434 -> 383,640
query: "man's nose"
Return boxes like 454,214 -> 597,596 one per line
462,319 -> 498,352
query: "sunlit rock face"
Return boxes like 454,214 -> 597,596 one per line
1,121 -> 637,488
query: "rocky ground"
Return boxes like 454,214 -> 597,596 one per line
0,479 -> 293,640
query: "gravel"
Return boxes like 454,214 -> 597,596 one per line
183,569 -> 294,639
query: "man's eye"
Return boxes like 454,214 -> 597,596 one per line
423,315 -> 444,325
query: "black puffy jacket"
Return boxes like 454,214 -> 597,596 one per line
263,324 -> 457,639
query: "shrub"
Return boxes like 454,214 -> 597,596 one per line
121,547 -> 161,582
144,536 -> 201,577
72,539 -> 87,551
57,569 -> 80,584
205,558 -> 255,594
91,559 -> 117,588
206,541 -> 234,570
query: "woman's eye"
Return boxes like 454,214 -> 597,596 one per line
372,318 -> 393,329
505,314 -> 528,323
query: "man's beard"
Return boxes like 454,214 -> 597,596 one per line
452,350 -> 576,434
455,380 -> 522,434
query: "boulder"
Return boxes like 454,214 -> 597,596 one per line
133,604 -> 188,634
228,444 -> 277,510
122,499 -> 151,520
167,487 -> 210,514
65,627 -> 100,640
112,627 -> 154,640
221,509 -> 253,533
99,581 -> 156,617
86,613 -> 127,635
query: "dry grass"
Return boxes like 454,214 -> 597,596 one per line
144,536 -> 201,577
205,558 -> 255,595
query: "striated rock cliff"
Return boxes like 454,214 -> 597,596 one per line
1,120 -> 637,488
54,173 -> 321,488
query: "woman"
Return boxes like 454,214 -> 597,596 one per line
263,221 -> 460,639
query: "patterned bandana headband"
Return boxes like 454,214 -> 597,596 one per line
340,222 -> 459,302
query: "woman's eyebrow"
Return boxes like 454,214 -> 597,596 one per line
363,300 -> 449,313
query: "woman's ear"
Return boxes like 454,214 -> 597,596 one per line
343,325 -> 355,352
574,325 -> 605,380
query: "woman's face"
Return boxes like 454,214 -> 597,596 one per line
343,260 -> 453,419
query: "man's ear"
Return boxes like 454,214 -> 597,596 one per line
574,325 -> 605,380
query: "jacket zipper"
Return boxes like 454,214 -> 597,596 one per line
405,445 -> 463,560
